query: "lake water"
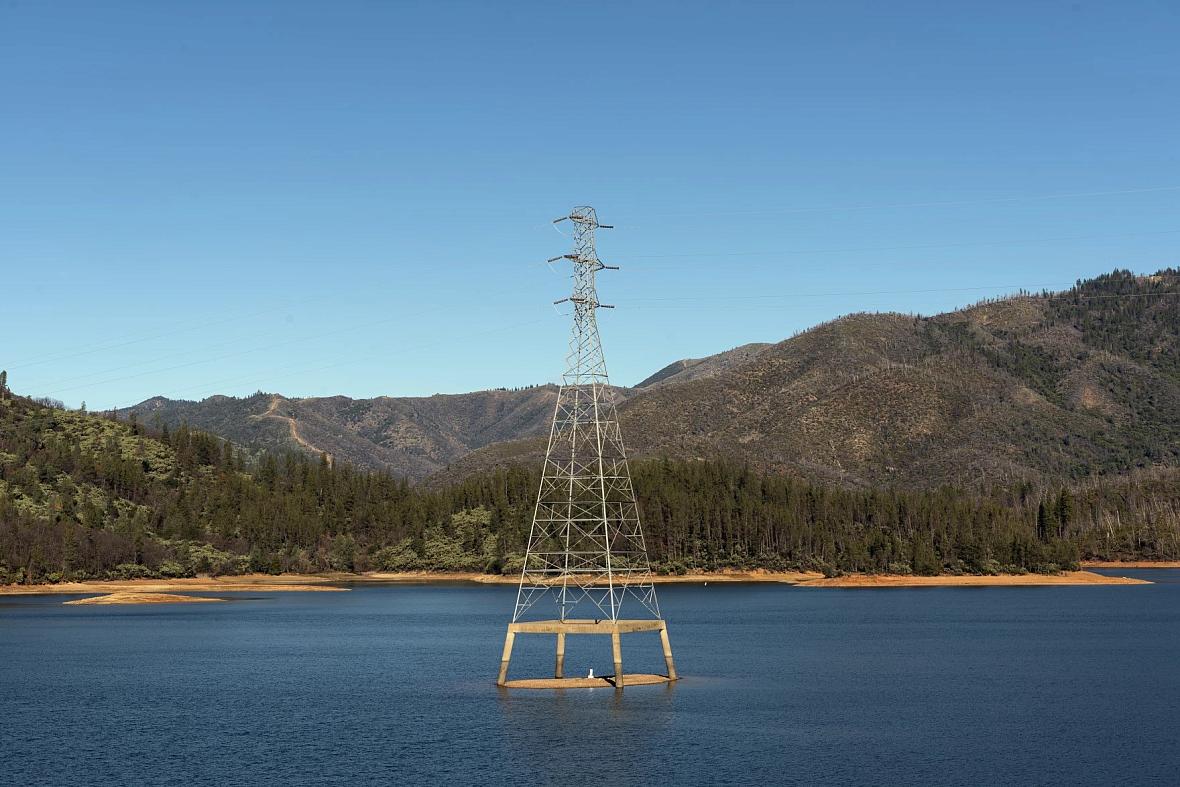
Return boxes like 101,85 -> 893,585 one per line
2,572 -> 1178,785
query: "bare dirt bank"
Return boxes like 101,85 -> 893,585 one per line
63,592 -> 226,605
350,569 -> 1149,587
796,570 -> 1150,588
347,570 -> 821,585
0,574 -> 349,598
3,568 -> 1152,602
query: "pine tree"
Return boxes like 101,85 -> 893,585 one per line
1057,489 -> 1074,539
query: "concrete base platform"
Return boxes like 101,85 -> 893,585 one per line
501,673 -> 672,689
497,618 -> 677,689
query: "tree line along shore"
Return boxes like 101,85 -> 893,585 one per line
1,388 -> 1178,588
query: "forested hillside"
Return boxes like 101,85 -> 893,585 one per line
447,270 -> 1180,487
120,385 -> 595,478
2,389 -> 1177,585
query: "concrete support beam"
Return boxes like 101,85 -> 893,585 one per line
611,629 -> 624,689
496,629 -> 516,687
509,619 -> 665,635
659,623 -> 677,681
554,632 -> 566,679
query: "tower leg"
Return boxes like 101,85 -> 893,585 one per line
611,629 -> 624,689
659,623 -> 678,681
497,628 -> 516,686
554,631 -> 566,678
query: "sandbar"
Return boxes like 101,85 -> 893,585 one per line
795,570 -> 1149,588
3,568 -> 1156,602
349,570 -> 820,585
0,573 -> 348,600
64,592 -> 225,605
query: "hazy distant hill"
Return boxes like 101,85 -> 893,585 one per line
121,386 -> 571,479
441,270 -> 1180,487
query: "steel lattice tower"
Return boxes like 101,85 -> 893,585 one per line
497,206 -> 676,690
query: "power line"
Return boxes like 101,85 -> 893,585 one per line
615,283 -> 1079,303
4,297 -> 320,371
112,313 -> 556,409
611,184 -> 1180,224
544,279 -> 1180,318
1073,291 -> 1180,300
32,271 -> 1180,398
29,279 -> 540,397
38,306 -> 468,398
614,228 -> 1180,264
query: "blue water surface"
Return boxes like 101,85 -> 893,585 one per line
2,573 -> 1178,786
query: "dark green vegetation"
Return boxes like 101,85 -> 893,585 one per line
2,387 -> 1177,584
4,270 -> 1177,584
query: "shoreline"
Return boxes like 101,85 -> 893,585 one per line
797,570 -> 1149,588
63,592 -> 227,605
316,567 -> 1157,587
1081,560 -> 1180,569
343,570 -> 822,585
0,566 -> 1160,602
0,574 -> 348,599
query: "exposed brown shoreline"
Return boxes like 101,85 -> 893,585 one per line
63,592 -> 226,605
1,566 -> 1159,604
347,570 -> 822,585
0,574 -> 348,604
798,570 -> 1149,588
351,568 -> 1151,587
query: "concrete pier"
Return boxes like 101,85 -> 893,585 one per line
496,618 -> 677,689
496,628 -> 516,686
554,631 -> 566,678
659,625 -> 678,681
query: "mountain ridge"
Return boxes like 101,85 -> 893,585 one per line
120,385 -> 576,478
436,270 -> 1180,487
121,269 -> 1180,487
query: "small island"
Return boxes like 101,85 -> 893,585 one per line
64,592 -> 226,605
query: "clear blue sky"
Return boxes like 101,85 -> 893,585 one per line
2,0 -> 1177,410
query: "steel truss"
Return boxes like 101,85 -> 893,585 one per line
511,206 -> 660,623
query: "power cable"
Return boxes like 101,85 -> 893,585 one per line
609,184 -> 1180,225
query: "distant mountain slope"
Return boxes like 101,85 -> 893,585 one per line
439,270 -> 1180,487
124,270 -> 1178,487
122,385 -> 602,479
118,343 -> 775,480
635,342 -> 771,388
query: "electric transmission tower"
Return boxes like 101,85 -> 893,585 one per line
496,206 -> 676,690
